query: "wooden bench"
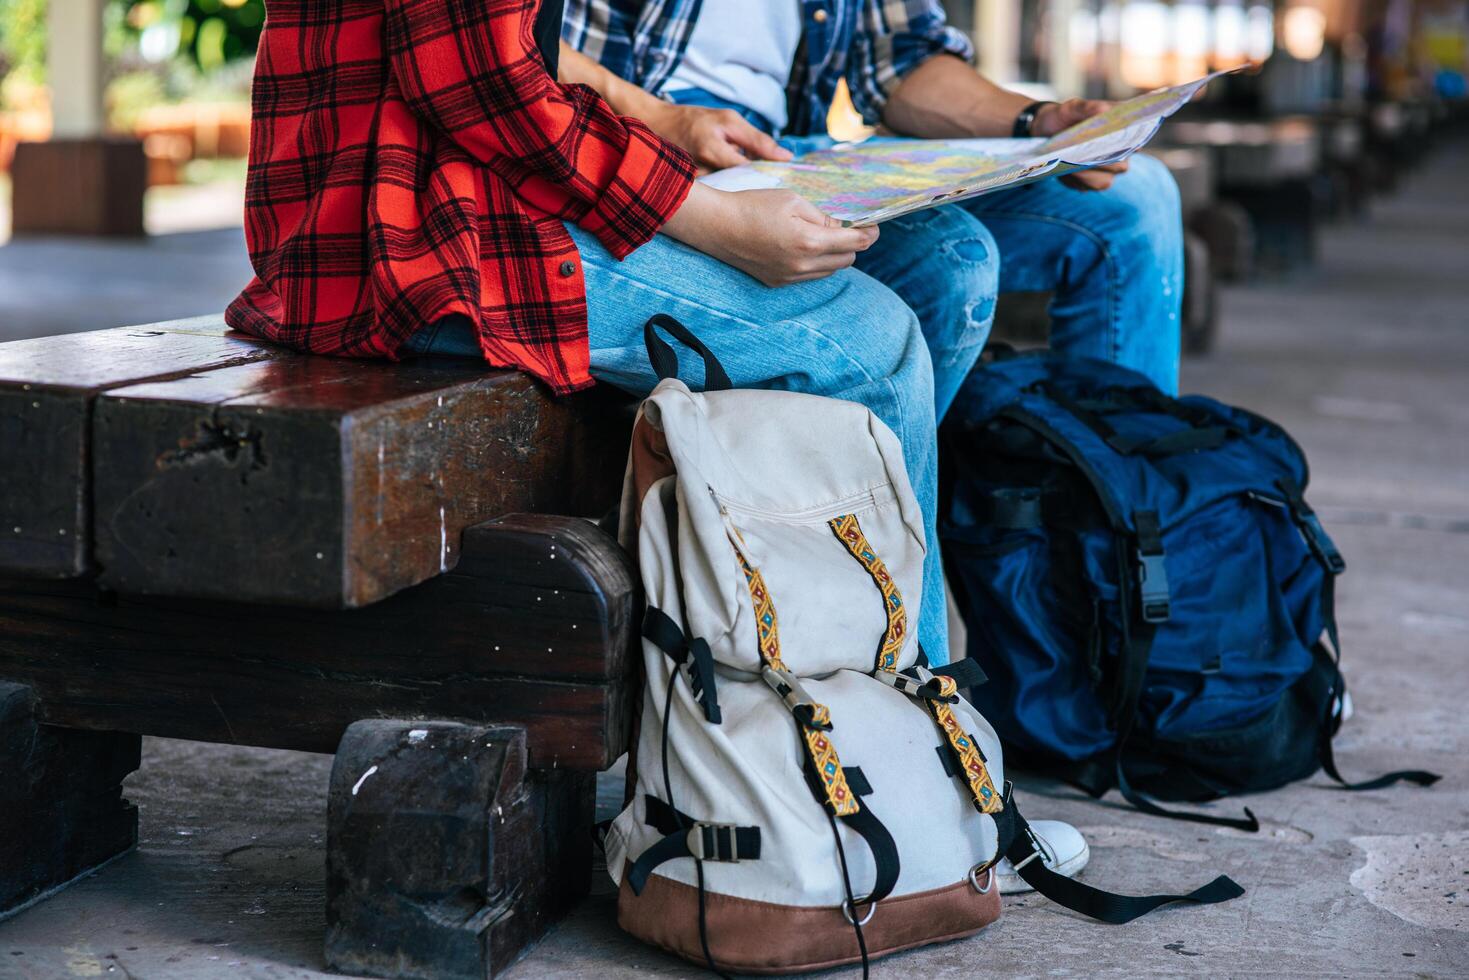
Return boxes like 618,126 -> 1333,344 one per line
0,317 -> 640,978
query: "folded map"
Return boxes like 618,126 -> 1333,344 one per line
701,66 -> 1247,226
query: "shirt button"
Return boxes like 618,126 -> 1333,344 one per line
558,260 -> 577,278
812,8 -> 828,22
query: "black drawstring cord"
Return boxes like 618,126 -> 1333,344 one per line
828,814 -> 871,980
660,674 -> 732,980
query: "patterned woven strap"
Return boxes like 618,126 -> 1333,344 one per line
925,675 -> 1004,814
828,513 -> 907,672
828,513 -> 1003,815
733,542 -> 860,818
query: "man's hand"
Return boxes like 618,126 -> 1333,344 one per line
1032,98 -> 1130,192
644,103 -> 793,174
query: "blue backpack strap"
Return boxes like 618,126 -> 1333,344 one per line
1272,481 -> 1439,792
1103,509 -> 1262,831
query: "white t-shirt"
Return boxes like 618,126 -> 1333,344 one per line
664,0 -> 804,131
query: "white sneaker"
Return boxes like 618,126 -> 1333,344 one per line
995,819 -> 1090,895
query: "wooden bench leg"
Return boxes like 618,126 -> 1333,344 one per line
325,720 -> 594,980
0,682 -> 140,918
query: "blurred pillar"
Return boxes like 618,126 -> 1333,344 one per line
49,0 -> 107,139
975,0 -> 1022,83
1048,0 -> 1085,97
10,0 -> 147,236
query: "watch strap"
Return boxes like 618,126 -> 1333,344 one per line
1013,100 -> 1057,138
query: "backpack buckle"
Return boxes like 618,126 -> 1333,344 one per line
1136,550 -> 1171,623
761,666 -> 834,731
1279,486 -> 1346,575
686,822 -> 759,862
1296,509 -> 1346,575
1132,509 -> 1171,624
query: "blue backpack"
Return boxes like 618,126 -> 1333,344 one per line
940,351 -> 1436,828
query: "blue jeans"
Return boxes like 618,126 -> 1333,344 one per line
844,155 -> 1184,400
405,224 -> 954,663
670,88 -> 1185,398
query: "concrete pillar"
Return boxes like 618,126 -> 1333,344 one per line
975,0 -> 1022,83
48,0 -> 108,139
1047,0 -> 1085,98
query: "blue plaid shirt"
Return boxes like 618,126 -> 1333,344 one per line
562,0 -> 974,137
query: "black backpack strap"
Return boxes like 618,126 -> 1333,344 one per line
1103,511 -> 1261,831
1041,382 -> 1241,458
628,795 -> 763,896
932,657 -> 989,689
643,607 -> 721,724
991,783 -> 1243,923
811,765 -> 900,907
644,314 -> 733,391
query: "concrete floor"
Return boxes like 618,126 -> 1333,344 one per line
2,139 -> 1468,978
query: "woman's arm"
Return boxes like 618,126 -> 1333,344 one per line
385,3 -> 860,284
662,183 -> 879,287
385,0 -> 692,258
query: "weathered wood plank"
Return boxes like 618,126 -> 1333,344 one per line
0,316 -> 286,578
0,515 -> 636,769
326,722 -> 593,979
0,683 -> 141,916
93,354 -> 634,606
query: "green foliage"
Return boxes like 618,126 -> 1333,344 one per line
0,0 -> 47,84
106,67 -> 166,128
116,0 -> 264,71
2,1 -> 263,87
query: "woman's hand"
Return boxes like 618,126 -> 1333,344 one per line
643,102 -> 793,174
662,183 -> 879,287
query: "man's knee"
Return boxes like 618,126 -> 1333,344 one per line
871,207 -> 1000,362
935,215 -> 1001,351
1107,154 -> 1184,258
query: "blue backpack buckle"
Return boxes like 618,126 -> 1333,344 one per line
1137,550 -> 1172,623
1132,509 -> 1171,624
1296,509 -> 1345,575
1276,479 -> 1346,575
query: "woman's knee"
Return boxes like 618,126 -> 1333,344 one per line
800,277 -> 935,424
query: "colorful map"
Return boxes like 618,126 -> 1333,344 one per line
702,67 -> 1245,225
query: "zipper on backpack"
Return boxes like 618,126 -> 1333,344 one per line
711,486 -> 892,524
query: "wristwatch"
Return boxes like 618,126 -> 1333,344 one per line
1012,101 -> 1056,138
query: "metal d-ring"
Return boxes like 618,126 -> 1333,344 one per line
841,898 -> 877,926
969,863 -> 995,894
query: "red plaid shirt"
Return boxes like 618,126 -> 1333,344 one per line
227,0 -> 695,394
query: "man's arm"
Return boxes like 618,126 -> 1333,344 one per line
559,42 -> 790,172
881,54 -> 1129,190
879,54 -> 1032,138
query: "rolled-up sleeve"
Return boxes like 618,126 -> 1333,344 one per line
385,0 -> 694,258
847,0 -> 975,126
